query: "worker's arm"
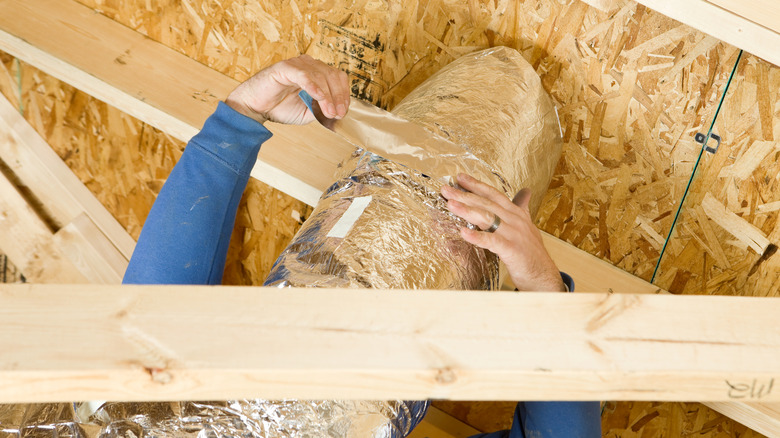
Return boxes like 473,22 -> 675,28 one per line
444,175 -> 601,438
441,173 -> 566,292
123,55 -> 349,284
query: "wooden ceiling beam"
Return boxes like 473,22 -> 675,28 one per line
632,0 -> 780,67
2,284 -> 779,403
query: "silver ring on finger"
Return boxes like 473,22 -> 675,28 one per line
485,214 -> 501,233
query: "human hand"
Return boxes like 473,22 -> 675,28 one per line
441,173 -> 566,292
225,55 -> 350,125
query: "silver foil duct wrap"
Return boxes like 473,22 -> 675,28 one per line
265,46 -> 562,289
391,46 -> 562,218
0,400 -> 425,438
1,47 -> 561,438
263,149 -> 499,289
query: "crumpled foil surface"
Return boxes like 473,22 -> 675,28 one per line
2,47 -> 561,438
0,400 -> 427,438
264,149 -> 499,289
391,46 -> 562,217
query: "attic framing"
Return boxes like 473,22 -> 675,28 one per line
0,0 -> 779,436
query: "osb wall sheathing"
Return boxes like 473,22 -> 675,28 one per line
0,0 -> 778,435
653,58 -> 780,296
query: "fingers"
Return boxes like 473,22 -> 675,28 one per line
512,188 -> 532,211
441,176 -> 513,230
330,69 -> 351,118
456,173 -> 514,210
459,226 -> 512,258
284,55 -> 350,119
444,197 -> 499,231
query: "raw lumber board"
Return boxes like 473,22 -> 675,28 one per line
2,284 -> 780,403
0,169 -> 87,283
0,0 -> 354,207
633,0 -> 780,67
53,213 -> 126,284
408,406 -> 480,438
0,92 -> 136,260
704,402 -> 780,438
542,231 -> 663,294
703,0 -> 780,43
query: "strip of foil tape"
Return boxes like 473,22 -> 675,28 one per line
1,46 -> 561,438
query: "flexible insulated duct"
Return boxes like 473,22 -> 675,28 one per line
0,47 -> 562,438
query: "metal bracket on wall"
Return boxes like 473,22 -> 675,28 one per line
695,132 -> 721,154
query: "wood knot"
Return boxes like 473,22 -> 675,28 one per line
145,367 -> 173,384
435,367 -> 457,385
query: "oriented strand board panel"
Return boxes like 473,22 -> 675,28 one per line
654,55 -> 780,297
2,284 -> 780,403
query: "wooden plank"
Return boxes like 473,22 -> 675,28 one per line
704,402 -> 780,438
1,284 -> 779,403
408,406 -> 481,438
0,171 -> 87,283
632,0 -> 780,67
542,231 -> 662,294
703,0 -> 780,42
0,93 -> 135,260
0,0 -> 354,207
52,213 -> 127,284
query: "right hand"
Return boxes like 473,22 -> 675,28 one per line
225,55 -> 350,125
441,173 -> 566,292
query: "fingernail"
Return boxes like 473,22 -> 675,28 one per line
328,103 -> 337,117
337,103 -> 346,116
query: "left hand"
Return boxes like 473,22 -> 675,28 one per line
441,173 -> 566,292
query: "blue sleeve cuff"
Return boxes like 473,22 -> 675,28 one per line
188,101 -> 273,176
560,272 -> 574,292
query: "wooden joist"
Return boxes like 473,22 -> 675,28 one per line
408,406 -> 480,438
0,167 -> 87,283
0,93 -> 130,283
630,0 -> 780,67
704,401 -> 780,438
2,284 -> 780,403
0,92 -> 135,260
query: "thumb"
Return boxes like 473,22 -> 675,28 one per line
300,90 -> 336,129
512,188 -> 532,212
